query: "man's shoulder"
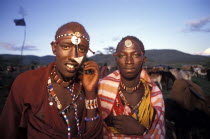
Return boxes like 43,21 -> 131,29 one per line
17,65 -> 49,80
13,64 -> 53,86
100,70 -> 120,82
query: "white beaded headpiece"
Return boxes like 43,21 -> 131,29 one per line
54,32 -> 95,54
56,32 -> 89,45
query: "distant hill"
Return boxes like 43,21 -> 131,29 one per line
1,49 -> 210,67
0,54 -> 55,66
89,49 -> 210,67
144,49 -> 210,66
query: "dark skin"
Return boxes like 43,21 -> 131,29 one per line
51,25 -> 99,136
109,39 -> 147,135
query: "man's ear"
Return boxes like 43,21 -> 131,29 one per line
51,41 -> 56,55
143,56 -> 147,62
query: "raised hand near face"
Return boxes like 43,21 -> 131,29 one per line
112,115 -> 146,135
82,61 -> 99,99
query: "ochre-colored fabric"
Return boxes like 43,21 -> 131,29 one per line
132,78 -> 155,129
0,63 -> 103,139
98,70 -> 165,139
108,78 -> 155,134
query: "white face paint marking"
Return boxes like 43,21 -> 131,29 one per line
74,56 -> 84,65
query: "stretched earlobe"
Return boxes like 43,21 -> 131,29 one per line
88,48 -> 95,54
51,41 -> 56,55
52,48 -> 56,55
143,56 -> 147,62
50,41 -> 54,46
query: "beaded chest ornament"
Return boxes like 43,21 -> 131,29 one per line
118,79 -> 144,120
47,68 -> 82,139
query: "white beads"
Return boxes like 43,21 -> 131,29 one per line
85,98 -> 98,109
56,33 -> 89,42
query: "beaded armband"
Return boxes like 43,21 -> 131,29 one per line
85,114 -> 99,122
85,98 -> 98,109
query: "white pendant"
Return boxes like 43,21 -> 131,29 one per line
49,102 -> 53,106
125,40 -> 132,47
71,36 -> 81,45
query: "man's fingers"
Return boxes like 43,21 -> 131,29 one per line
83,61 -> 99,73
83,61 -> 99,68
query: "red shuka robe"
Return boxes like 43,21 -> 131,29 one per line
0,63 -> 103,139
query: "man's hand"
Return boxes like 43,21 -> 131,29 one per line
112,115 -> 146,135
82,61 -> 99,99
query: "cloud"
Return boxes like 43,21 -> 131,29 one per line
194,48 -> 210,56
183,15 -> 210,32
99,40 -> 105,44
112,36 -> 120,42
0,42 -> 38,51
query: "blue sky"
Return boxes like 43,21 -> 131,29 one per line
0,0 -> 210,57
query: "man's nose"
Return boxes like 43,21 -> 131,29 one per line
125,55 -> 134,64
68,46 -> 78,59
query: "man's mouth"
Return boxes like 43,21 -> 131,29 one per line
66,63 -> 78,72
124,67 -> 135,70
66,64 -> 75,68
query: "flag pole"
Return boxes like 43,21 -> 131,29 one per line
20,25 -> 26,63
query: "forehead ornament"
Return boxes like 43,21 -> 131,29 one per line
71,36 -> 81,45
55,32 -> 96,54
71,32 -> 81,45
124,39 -> 132,47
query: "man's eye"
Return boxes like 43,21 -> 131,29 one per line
132,53 -> 141,57
118,54 -> 126,58
61,45 -> 70,50
78,47 -> 85,52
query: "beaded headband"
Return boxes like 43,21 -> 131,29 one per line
55,32 -> 95,54
56,32 -> 89,44
113,39 -> 144,56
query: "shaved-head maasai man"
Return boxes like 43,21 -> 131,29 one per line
0,22 -> 103,139
98,36 -> 165,138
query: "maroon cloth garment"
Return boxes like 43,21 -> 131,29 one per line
0,63 -> 103,139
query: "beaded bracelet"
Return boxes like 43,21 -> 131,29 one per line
85,98 -> 98,109
85,114 -> 99,122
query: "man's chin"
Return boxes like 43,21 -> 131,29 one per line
120,71 -> 140,80
62,71 -> 78,79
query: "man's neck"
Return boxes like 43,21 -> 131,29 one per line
121,74 -> 141,88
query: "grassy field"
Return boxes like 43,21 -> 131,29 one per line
161,76 -> 210,98
191,77 -> 210,96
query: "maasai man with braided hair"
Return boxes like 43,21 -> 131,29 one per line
98,36 -> 165,138
0,22 -> 103,139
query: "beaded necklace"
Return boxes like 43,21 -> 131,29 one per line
47,68 -> 81,139
51,65 -> 75,87
120,80 -> 141,94
119,91 -> 144,111
119,80 -> 145,120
